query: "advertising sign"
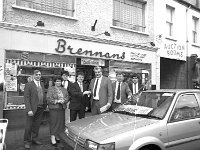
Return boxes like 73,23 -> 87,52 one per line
5,63 -> 17,91
81,58 -> 105,66
159,40 -> 186,61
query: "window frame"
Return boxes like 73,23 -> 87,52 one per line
166,5 -> 175,37
14,0 -> 76,19
192,16 -> 199,44
169,93 -> 200,123
112,0 -> 147,32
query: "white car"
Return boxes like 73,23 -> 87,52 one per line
59,89 -> 200,150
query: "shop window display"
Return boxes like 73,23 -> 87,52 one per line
4,50 -> 76,109
109,60 -> 152,91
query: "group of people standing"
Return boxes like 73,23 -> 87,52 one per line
23,66 -> 143,149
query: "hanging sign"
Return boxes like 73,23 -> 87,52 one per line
81,58 -> 105,66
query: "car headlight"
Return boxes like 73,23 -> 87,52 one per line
85,139 -> 115,150
65,127 -> 69,135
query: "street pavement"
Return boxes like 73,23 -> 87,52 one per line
5,112 -> 92,150
5,122 -> 64,150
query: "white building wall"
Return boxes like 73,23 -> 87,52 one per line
154,0 -> 187,60
3,0 -> 154,44
187,7 -> 200,57
0,0 -> 3,21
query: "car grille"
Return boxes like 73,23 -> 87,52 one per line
67,130 -> 86,147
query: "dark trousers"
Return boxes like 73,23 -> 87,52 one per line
49,109 -> 65,136
70,109 -> 85,122
24,106 -> 45,144
91,100 -> 101,116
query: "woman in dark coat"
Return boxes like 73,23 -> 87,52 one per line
46,76 -> 69,146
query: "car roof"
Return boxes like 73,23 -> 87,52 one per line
144,89 -> 200,94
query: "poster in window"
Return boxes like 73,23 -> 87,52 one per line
5,63 -> 18,91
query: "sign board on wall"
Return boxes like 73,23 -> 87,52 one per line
0,29 -> 157,64
54,38 -> 156,64
81,58 -> 105,66
159,40 -> 186,61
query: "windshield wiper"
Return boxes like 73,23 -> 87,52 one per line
136,114 -> 162,120
113,110 -> 136,116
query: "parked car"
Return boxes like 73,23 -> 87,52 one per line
59,89 -> 200,150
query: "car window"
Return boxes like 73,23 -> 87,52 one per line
170,94 -> 200,122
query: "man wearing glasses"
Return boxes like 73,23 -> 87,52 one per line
24,70 -> 47,149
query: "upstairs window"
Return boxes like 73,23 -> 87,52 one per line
166,5 -> 175,37
113,0 -> 146,32
192,16 -> 199,44
16,0 -> 75,17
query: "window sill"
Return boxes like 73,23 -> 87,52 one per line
192,43 -> 200,48
165,36 -> 177,42
110,25 -> 149,36
12,5 -> 78,21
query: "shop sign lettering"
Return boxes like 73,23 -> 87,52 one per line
130,52 -> 147,62
81,58 -> 105,66
164,43 -> 184,58
55,39 -> 125,60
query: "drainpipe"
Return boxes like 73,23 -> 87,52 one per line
186,5 -> 191,88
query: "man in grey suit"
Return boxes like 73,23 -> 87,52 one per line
111,72 -> 132,110
89,66 -> 113,115
24,70 -> 47,149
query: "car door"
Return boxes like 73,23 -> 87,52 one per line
167,93 -> 200,150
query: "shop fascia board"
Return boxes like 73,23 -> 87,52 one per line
0,22 -> 158,52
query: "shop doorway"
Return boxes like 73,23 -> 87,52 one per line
76,58 -> 109,85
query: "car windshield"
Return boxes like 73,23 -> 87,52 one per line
113,92 -> 175,119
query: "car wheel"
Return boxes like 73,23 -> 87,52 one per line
140,148 -> 151,150
140,145 -> 160,150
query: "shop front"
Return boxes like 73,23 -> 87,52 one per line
158,39 -> 187,89
0,26 -> 157,127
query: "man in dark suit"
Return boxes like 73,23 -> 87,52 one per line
111,72 -> 132,110
128,75 -> 143,95
61,71 -> 73,125
24,70 -> 47,149
69,72 -> 90,122
89,66 -> 113,115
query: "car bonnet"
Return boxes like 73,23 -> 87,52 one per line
66,112 -> 159,141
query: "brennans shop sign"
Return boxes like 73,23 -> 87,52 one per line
55,39 -> 125,60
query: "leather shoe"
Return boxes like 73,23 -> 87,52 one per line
56,138 -> 60,143
51,142 -> 57,147
24,143 -> 31,149
32,140 -> 42,145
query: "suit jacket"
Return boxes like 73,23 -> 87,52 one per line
89,76 -> 113,107
46,86 -> 69,109
24,81 -> 47,114
112,82 -> 132,104
69,82 -> 89,110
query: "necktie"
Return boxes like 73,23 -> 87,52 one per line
116,82 -> 121,100
94,79 -> 99,97
37,81 -> 40,87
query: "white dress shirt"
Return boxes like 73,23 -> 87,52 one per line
78,81 -> 83,92
63,80 -> 68,89
132,83 -> 138,94
34,79 -> 40,87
